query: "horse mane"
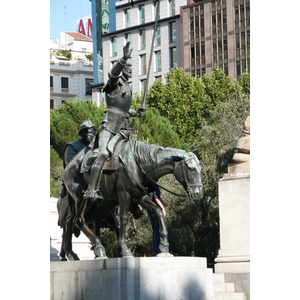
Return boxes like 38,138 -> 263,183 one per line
132,139 -> 164,164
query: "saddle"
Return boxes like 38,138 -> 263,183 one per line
80,132 -> 126,173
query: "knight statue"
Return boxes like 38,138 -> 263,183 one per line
83,42 -> 145,201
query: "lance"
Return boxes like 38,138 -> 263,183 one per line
137,0 -> 161,141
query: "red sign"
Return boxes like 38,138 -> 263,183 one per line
78,18 -> 92,37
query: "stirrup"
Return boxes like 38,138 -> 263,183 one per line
83,188 -> 102,201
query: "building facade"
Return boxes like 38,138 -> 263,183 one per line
102,0 -> 186,96
50,32 -> 94,109
182,0 -> 250,81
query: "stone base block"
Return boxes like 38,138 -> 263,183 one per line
50,257 -> 214,300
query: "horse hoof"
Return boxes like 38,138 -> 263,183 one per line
156,252 -> 174,257
95,256 -> 108,260
60,257 -> 67,261
159,242 -> 169,253
94,246 -> 106,258
122,249 -> 133,257
67,254 -> 80,261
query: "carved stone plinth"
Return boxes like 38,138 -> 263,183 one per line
50,257 -> 214,300
215,172 -> 250,273
214,116 -> 250,300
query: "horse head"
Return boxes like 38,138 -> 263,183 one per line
173,152 -> 202,202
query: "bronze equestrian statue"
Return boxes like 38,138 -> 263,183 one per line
60,42 -> 202,259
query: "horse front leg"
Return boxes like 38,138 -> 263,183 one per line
154,207 -> 171,255
118,192 -> 133,257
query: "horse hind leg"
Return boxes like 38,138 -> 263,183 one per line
117,192 -> 133,257
61,215 -> 80,261
77,200 -> 107,258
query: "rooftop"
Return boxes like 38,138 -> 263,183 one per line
65,32 -> 92,42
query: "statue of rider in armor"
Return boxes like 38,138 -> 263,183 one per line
83,42 -> 145,201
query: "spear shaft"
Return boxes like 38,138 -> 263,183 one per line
137,0 -> 160,140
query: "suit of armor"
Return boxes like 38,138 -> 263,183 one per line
84,43 -> 142,201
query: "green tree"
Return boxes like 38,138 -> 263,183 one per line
50,100 -> 105,157
144,66 -> 250,265
50,145 -> 63,198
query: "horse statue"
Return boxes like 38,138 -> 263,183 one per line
61,137 -> 202,259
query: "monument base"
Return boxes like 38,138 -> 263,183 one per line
50,257 -> 213,300
215,172 -> 250,300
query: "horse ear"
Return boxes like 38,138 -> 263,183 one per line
171,155 -> 182,162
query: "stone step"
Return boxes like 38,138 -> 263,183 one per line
213,282 -> 235,293
213,273 -> 226,283
214,292 -> 246,300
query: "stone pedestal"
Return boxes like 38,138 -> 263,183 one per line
50,257 -> 214,300
215,172 -> 250,273
215,172 -> 250,299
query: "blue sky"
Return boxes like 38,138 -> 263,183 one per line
50,0 -> 92,42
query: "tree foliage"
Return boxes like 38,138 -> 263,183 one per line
145,66 -> 250,266
50,67 -> 250,264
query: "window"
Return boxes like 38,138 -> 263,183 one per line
224,63 -> 228,75
60,99 -> 66,105
170,22 -> 176,43
241,31 -> 245,48
212,14 -> 216,34
155,51 -> 161,72
85,78 -> 93,95
201,41 -> 205,56
247,30 -> 250,47
236,60 -> 241,76
242,59 -> 247,73
236,33 -> 240,48
169,0 -> 175,17
223,38 -> 227,51
50,76 -> 53,91
61,77 -> 69,92
246,3 -> 250,19
155,25 -> 161,47
111,37 -> 117,57
140,79 -> 146,93
139,29 -> 146,50
140,54 -> 147,75
125,33 -> 131,46
170,47 -> 177,68
139,5 -> 145,24
191,46 -> 195,59
50,99 -> 54,109
125,9 -> 130,28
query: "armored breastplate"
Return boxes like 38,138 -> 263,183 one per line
106,82 -> 132,113
102,81 -> 132,134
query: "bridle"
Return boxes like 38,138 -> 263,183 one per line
173,156 -> 201,198
127,139 -> 198,198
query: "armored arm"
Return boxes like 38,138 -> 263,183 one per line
108,42 -> 132,84
128,108 -> 145,118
